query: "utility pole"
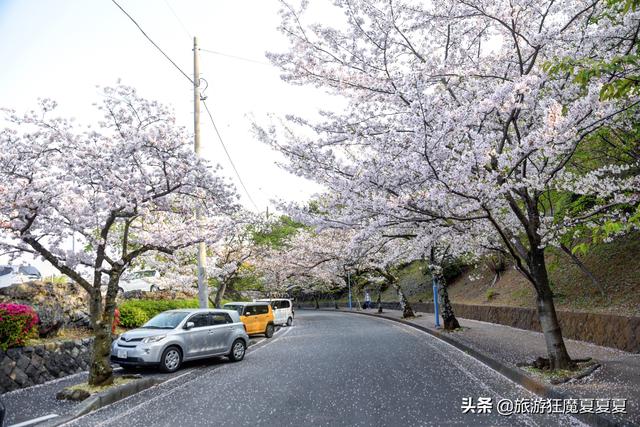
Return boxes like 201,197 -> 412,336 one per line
194,36 -> 208,309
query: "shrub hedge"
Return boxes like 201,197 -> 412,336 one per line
118,298 -> 199,328
117,298 -> 233,329
0,303 -> 39,350
118,305 -> 149,328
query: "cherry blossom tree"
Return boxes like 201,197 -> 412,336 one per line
209,219 -> 260,307
258,0 -> 640,368
256,228 -> 347,294
0,85 -> 238,385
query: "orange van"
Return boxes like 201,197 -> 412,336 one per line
222,302 -> 275,338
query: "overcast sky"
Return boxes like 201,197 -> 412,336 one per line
0,0 -> 332,273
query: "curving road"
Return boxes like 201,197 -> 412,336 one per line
66,311 -> 584,426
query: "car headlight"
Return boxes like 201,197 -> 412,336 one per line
142,335 -> 166,343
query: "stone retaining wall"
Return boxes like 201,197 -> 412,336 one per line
0,338 -> 93,393
304,301 -> 640,353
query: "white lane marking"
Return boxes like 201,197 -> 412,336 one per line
250,338 -> 265,346
246,325 -> 293,356
357,314 -> 586,427
8,413 -> 59,427
78,327 -> 295,427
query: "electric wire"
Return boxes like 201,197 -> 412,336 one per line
111,0 -> 194,84
163,0 -> 192,40
202,99 -> 260,211
110,0 -> 261,211
199,48 -> 270,66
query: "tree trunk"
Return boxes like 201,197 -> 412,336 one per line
489,272 -> 500,288
530,248 -> 573,370
213,281 -> 227,308
88,275 -> 119,386
377,287 -> 383,313
313,294 -> 320,309
89,288 -> 102,328
436,277 -> 460,330
88,321 -> 114,386
391,282 -> 414,318
560,244 -> 607,299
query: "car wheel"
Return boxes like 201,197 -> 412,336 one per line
265,323 -> 274,338
286,317 -> 293,327
150,285 -> 158,292
228,339 -> 246,362
160,346 -> 182,373
117,287 -> 124,295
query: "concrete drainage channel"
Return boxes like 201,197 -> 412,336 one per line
8,329 -> 283,427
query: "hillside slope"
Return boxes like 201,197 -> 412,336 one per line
381,234 -> 640,317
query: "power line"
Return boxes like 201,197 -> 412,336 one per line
111,0 -> 193,84
110,0 -> 261,212
199,48 -> 271,66
162,0 -> 192,40
202,100 -> 259,211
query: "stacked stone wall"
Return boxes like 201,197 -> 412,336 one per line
0,338 -> 93,393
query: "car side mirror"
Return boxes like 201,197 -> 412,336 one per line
185,321 -> 195,330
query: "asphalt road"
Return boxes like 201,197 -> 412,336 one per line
62,311 -> 583,427
2,338 -> 269,426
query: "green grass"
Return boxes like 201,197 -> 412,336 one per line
441,233 -> 640,316
522,366 -> 575,381
69,376 -> 134,395
521,360 -> 597,384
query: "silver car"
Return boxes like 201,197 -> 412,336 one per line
111,309 -> 249,372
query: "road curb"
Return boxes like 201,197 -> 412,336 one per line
38,329 -> 285,426
317,308 -> 636,427
40,377 -> 162,427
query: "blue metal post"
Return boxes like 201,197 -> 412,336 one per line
348,271 -> 352,310
432,277 -> 440,328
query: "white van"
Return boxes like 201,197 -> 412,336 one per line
119,270 -> 161,293
255,299 -> 294,327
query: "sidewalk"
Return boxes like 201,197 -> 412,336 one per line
346,307 -> 639,426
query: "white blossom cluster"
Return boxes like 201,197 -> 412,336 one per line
254,0 -> 640,292
0,85 -> 239,293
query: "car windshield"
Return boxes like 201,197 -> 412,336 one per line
142,312 -> 189,329
0,267 -> 12,276
223,304 -> 244,315
126,271 -> 143,280
18,266 -> 39,276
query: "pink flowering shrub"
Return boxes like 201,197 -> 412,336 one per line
0,303 -> 39,350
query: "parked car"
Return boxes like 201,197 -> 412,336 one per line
0,264 -> 42,288
255,298 -> 294,327
118,269 -> 161,293
111,308 -> 249,372
222,302 -> 276,338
